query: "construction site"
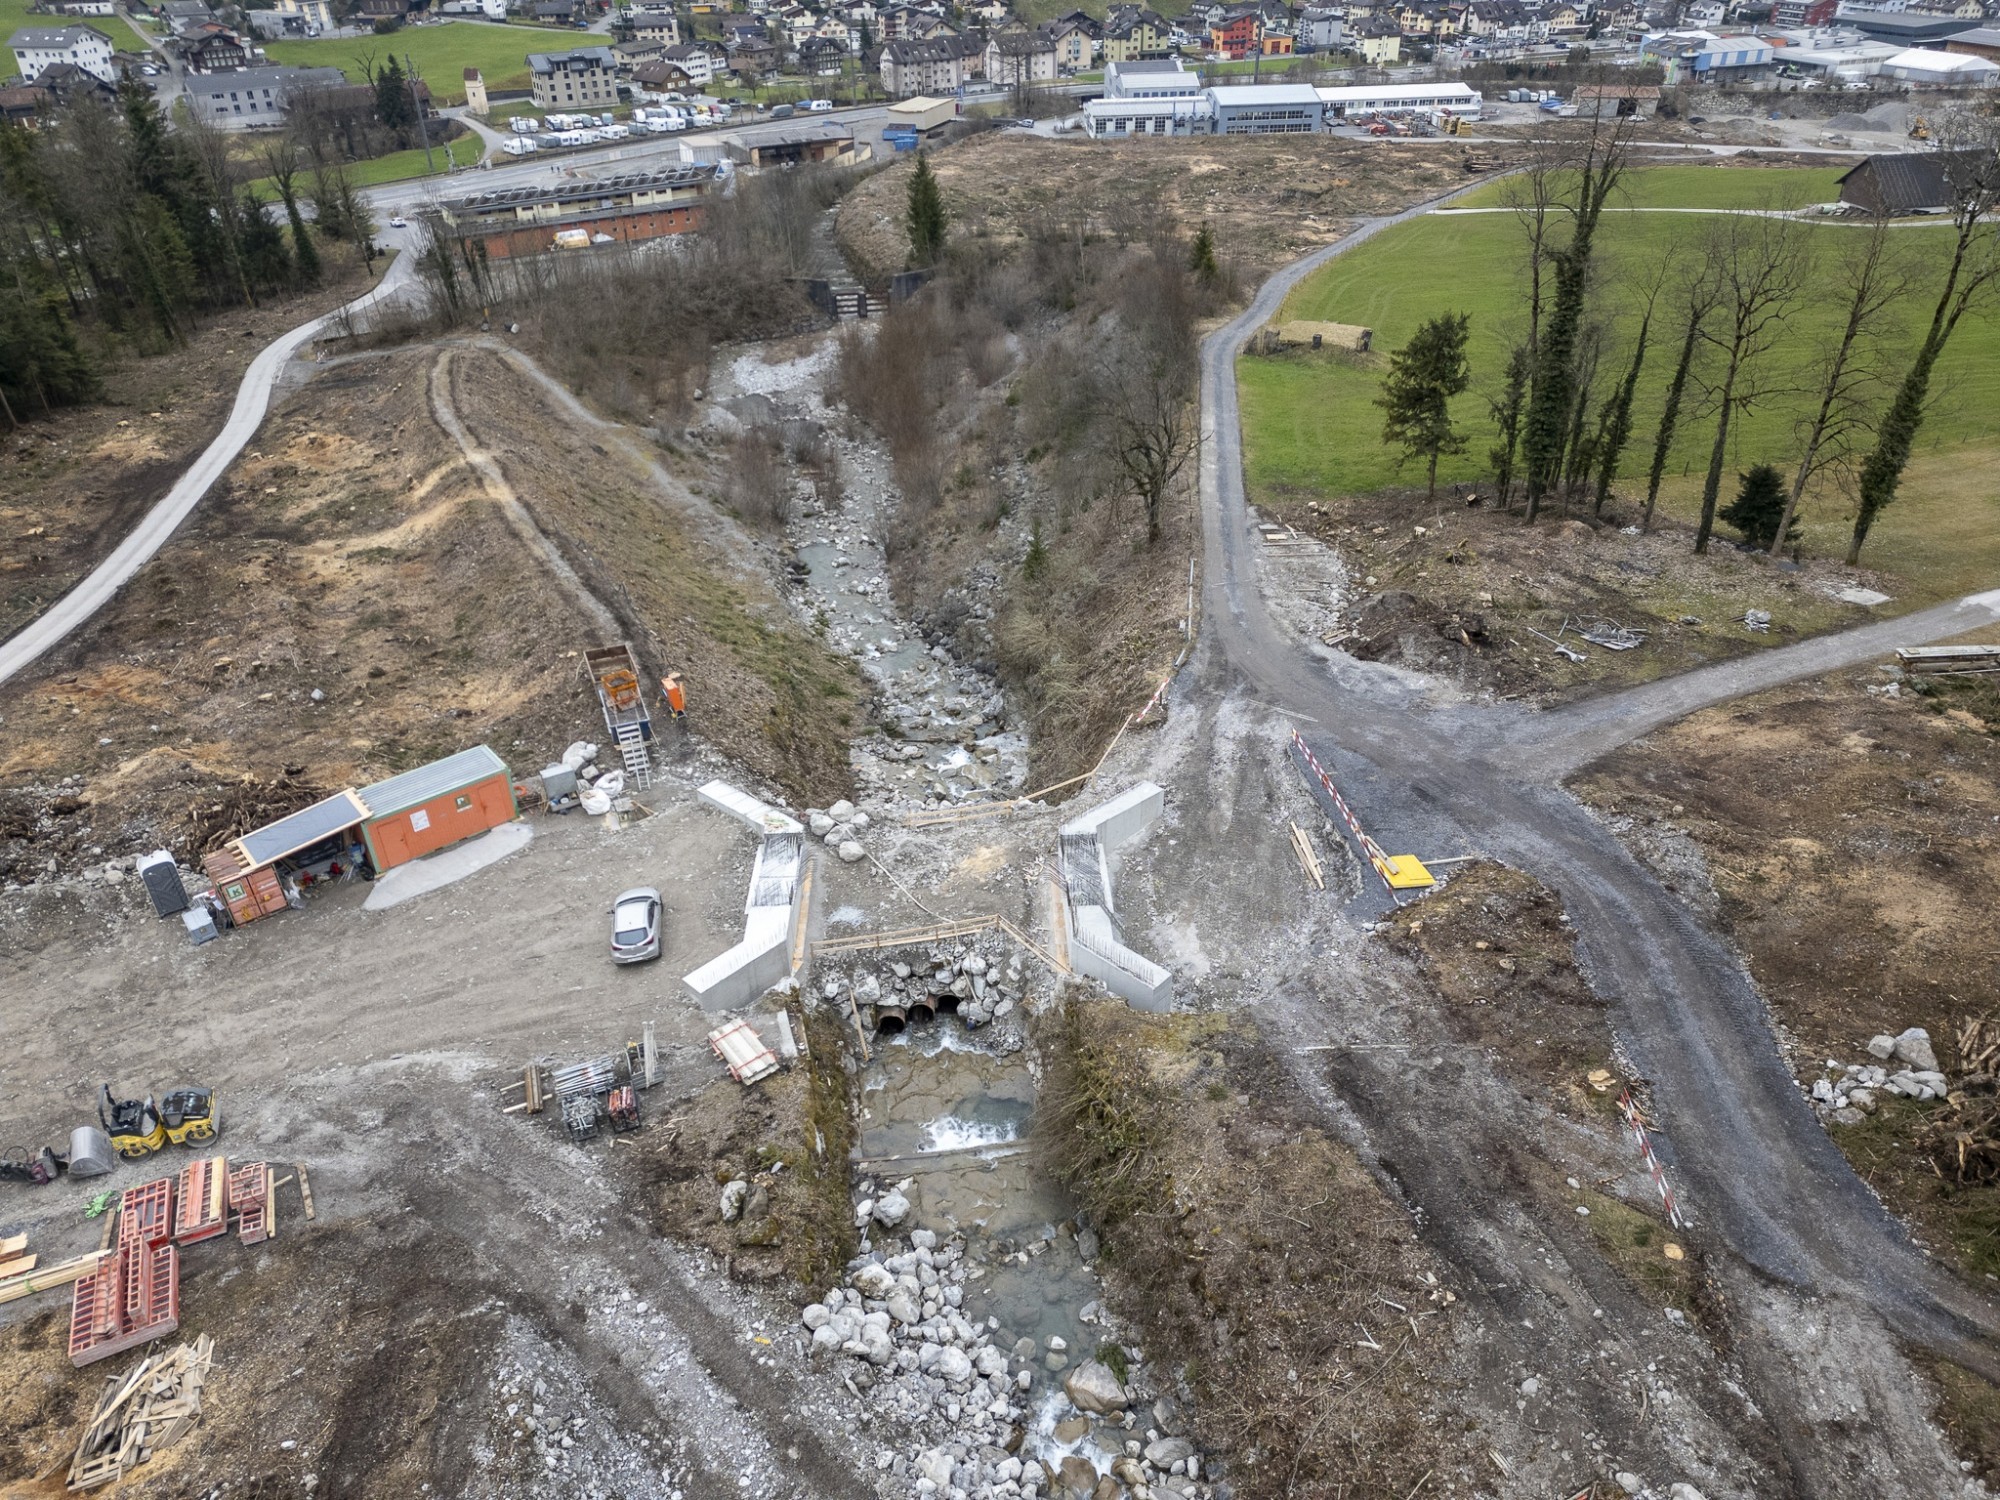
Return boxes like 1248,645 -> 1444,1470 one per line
4,130 -> 2000,1500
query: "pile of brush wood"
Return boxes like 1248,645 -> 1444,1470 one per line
1919,1018 -> 2000,1187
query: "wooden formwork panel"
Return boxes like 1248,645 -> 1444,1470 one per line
118,1177 -> 174,1249
229,1161 -> 270,1246
174,1157 -> 228,1246
68,1244 -> 179,1368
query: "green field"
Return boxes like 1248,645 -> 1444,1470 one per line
1239,166 -> 2000,595
263,20 -> 575,106
2,0 -> 156,60
1451,162 -> 1849,211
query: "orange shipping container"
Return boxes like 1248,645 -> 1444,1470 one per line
358,746 -> 517,873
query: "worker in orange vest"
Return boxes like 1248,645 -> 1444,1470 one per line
662,673 -> 688,728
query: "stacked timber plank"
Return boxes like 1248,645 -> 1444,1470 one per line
66,1335 -> 215,1490
708,1020 -> 779,1085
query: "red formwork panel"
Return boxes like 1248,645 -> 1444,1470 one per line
68,1242 -> 179,1368
119,1175 -> 175,1249
175,1156 -> 228,1246
229,1161 -> 270,1246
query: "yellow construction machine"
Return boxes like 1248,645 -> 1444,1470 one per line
98,1084 -> 219,1160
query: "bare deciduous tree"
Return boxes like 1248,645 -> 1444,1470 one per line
1773,211 -> 1908,556
1692,212 -> 1812,554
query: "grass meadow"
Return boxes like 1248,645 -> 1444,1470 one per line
1238,165 -> 2000,597
264,20 -> 575,105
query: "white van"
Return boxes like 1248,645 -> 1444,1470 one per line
557,129 -> 587,147
602,123 -> 630,140
509,116 -> 536,134
502,136 -> 538,155
807,98 -> 833,112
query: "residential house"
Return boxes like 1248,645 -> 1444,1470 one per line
532,0 -> 580,23
777,5 -> 818,48
528,46 -> 619,108
1209,7 -> 1264,56
1771,0 -> 1837,23
798,34 -> 846,70
158,0 -> 212,23
623,10 -> 681,43
6,24 -> 115,84
659,40 -> 719,84
878,32 -> 976,93
177,24 -> 256,72
656,39 -> 720,83
727,35 -> 779,76
721,16 -> 771,46
1299,7 -> 1347,49
612,37 -> 665,70
181,62 -> 345,126
967,0 -> 1011,19
632,57 -> 695,89
1048,18 -> 1095,68
986,27 -> 1058,83
275,0 -> 337,33
1101,7 -> 1172,59
1355,14 -> 1402,59
1464,1 -> 1531,40
0,83 -> 49,126
30,59 -> 115,107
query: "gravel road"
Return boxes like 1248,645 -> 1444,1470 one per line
1196,205 -> 2000,1380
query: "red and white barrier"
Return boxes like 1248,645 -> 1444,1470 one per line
1618,1088 -> 1685,1229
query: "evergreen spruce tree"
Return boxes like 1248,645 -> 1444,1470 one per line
1376,312 -> 1472,498
905,151 -> 946,267
1718,464 -> 1796,551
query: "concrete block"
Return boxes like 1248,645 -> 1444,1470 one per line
698,780 -> 803,836
1069,905 -> 1172,1011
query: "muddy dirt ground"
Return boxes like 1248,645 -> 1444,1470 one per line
1258,484 -> 1896,705
0,245 -> 378,645
0,337 -> 862,887
837,134 -> 1517,284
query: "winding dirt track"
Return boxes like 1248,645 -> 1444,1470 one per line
1195,200 -> 2000,1375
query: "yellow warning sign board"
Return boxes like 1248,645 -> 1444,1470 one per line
1381,854 -> 1436,891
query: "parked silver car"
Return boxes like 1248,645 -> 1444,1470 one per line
610,887 -> 663,964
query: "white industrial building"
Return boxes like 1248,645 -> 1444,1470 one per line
1103,56 -> 1203,99
1082,78 -> 1484,139
1208,83 -> 1323,134
1081,94 -> 1213,137
1878,45 -> 2000,82
1316,81 -> 1483,119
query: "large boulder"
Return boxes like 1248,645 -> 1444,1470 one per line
851,1262 -> 895,1299
1063,1359 -> 1128,1414
935,1346 -> 975,1386
1145,1437 -> 1194,1469
719,1180 -> 749,1222
873,1189 -> 911,1229
1057,1456 -> 1099,1498
1893,1027 -> 1940,1073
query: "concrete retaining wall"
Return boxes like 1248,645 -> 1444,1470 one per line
1058,782 -> 1171,1011
684,783 -> 805,1011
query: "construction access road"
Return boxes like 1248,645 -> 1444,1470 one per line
1197,202 -> 2000,1375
